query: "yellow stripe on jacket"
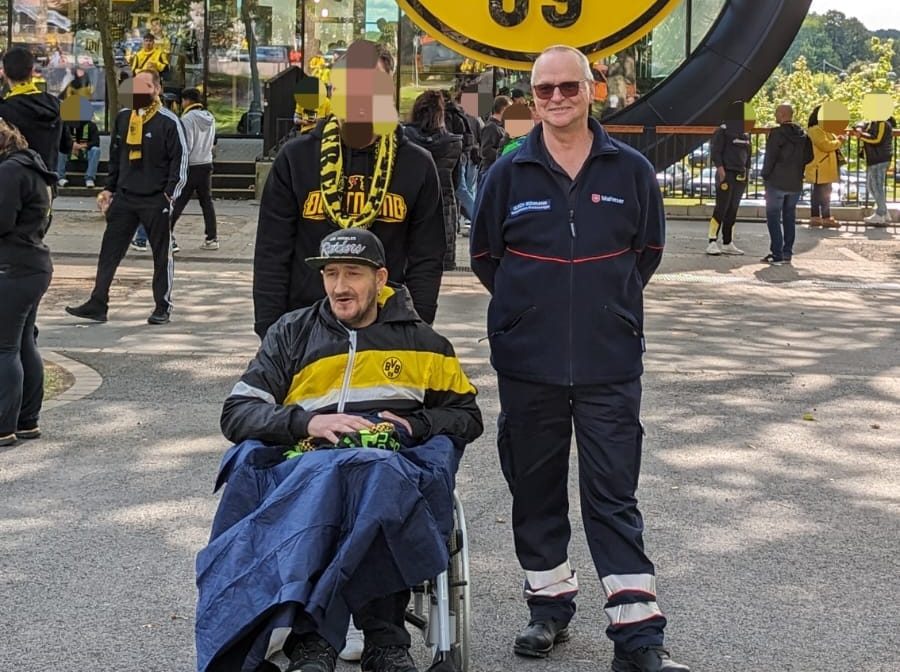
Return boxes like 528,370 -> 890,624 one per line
284,349 -> 477,409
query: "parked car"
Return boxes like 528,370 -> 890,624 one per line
688,141 -> 710,167
227,45 -> 289,63
420,39 -> 464,71
656,163 -> 690,193
687,167 -> 718,197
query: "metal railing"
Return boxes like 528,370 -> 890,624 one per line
603,125 -> 899,206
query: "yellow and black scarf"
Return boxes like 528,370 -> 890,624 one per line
126,99 -> 161,162
4,81 -> 41,99
319,115 -> 397,229
182,103 -> 203,115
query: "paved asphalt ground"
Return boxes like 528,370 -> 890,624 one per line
1,203 -> 898,672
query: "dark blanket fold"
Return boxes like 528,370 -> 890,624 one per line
195,437 -> 459,672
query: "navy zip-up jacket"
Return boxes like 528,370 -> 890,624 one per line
470,118 -> 665,386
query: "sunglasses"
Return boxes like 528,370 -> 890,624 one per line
533,81 -> 584,100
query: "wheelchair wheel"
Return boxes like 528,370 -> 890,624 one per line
449,490 -> 471,671
405,491 -> 472,671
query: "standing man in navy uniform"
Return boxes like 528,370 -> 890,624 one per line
470,45 -> 688,672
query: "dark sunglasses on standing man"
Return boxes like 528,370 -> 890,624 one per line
532,81 -> 584,100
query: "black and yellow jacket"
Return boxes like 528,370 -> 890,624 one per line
221,283 -> 483,447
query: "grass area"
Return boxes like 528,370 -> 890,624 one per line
44,361 -> 74,401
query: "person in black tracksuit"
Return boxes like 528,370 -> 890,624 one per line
707,105 -> 752,256
0,47 -> 65,173
253,120 -> 445,339
471,46 -> 687,672
65,69 -> 187,325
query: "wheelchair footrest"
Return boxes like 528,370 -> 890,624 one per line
426,654 -> 462,672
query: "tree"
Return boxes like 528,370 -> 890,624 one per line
242,0 -> 263,135
754,38 -> 900,128
81,0 -> 120,123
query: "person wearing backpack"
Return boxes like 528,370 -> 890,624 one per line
760,103 -> 814,265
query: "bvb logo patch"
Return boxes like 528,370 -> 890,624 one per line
397,0 -> 681,70
383,357 -> 403,379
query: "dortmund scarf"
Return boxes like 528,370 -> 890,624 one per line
4,81 -> 41,99
319,115 -> 397,229
126,99 -> 161,162
182,103 -> 203,115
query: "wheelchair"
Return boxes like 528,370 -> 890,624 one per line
405,490 -> 471,672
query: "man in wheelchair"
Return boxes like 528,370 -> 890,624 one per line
196,229 -> 483,672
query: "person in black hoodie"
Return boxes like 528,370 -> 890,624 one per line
0,119 -> 57,447
253,40 -> 444,339
478,95 -> 511,185
65,68 -> 187,325
707,100 -> 753,256
0,47 -> 64,172
404,90 -> 462,271
760,103 -> 813,265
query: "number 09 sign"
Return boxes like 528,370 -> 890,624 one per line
398,0 -> 682,70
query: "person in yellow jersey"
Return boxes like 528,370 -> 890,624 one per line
129,32 -> 168,75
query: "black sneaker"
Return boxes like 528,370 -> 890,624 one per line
147,308 -> 171,325
360,644 -> 418,672
513,619 -> 570,658
611,646 -> 690,672
0,434 -> 17,447
66,298 -> 108,322
286,634 -> 337,672
171,238 -> 181,253
760,254 -> 784,266
130,240 -> 148,252
15,426 -> 41,440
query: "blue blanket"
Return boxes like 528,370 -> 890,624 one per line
195,437 -> 459,672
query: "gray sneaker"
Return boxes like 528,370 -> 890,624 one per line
200,238 -> 220,250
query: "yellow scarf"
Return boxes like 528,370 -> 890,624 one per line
319,115 -> 397,229
126,99 -> 161,162
182,103 -> 203,115
4,81 -> 41,99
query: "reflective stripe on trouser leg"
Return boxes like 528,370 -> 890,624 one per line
496,376 -> 578,624
571,380 -> 665,649
524,561 -> 579,599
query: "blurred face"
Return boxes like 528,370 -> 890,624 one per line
132,72 -> 160,108
322,263 -> 387,328
330,42 -> 397,148
532,51 -> 591,132
143,37 -> 155,51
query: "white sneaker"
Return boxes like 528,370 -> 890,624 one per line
85,179 -> 95,188
864,213 -> 886,225
200,238 -> 220,250
705,241 -> 721,255
57,178 -> 68,187
720,242 -> 745,255
338,623 -> 364,662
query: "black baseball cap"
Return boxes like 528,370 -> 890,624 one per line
305,229 -> 386,270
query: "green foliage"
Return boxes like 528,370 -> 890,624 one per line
781,11 -> 873,71
754,38 -> 900,127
